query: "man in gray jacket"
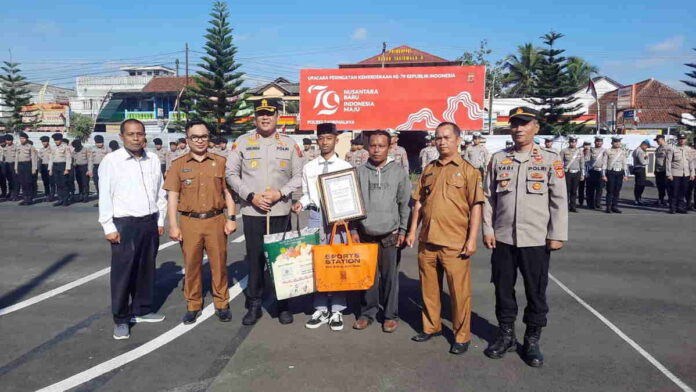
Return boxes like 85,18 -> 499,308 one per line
352,130 -> 411,333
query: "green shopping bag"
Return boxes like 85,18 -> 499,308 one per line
263,214 -> 320,300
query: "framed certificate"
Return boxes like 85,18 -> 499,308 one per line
317,168 -> 366,224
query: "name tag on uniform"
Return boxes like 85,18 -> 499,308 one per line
182,169 -> 192,173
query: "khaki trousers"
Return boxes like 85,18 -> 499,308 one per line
180,214 -> 229,311
418,242 -> 471,343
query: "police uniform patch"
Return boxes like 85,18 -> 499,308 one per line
532,182 -> 542,190
231,143 -> 238,151
500,180 -> 510,188
500,172 -> 510,179
280,160 -> 287,168
533,155 -> 544,163
250,160 -> 258,168
530,172 -> 544,179
501,158 -> 513,165
553,160 -> 565,178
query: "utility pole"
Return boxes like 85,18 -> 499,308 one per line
381,42 -> 386,69
488,70 -> 496,135
185,43 -> 189,86
175,58 -> 180,77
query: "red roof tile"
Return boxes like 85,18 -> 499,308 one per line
339,45 -> 456,68
142,76 -> 195,92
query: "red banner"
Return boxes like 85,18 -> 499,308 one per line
300,66 -> 485,131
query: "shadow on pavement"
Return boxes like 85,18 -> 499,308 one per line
0,253 -> 78,309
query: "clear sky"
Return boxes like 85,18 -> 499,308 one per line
1,0 -> 694,90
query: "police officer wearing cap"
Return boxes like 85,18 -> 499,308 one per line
632,139 -> 651,205
90,135 -> 109,203
2,134 -> 19,200
653,135 -> 671,207
586,136 -> 607,209
544,136 -> 558,153
302,138 -> 319,165
560,136 -> 585,212
15,132 -> 38,205
388,130 -> 409,173
666,132 -> 694,213
152,138 -> 168,175
483,106 -> 567,368
72,139 -> 91,203
226,98 -> 303,325
48,133 -> 72,206
418,135 -> 439,172
38,136 -> 54,201
579,141 -> 591,207
465,132 -> 490,176
686,140 -> 696,210
602,136 -> 629,213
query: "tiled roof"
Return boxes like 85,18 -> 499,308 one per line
248,77 -> 299,95
590,78 -> 694,126
142,76 -> 195,92
353,45 -> 450,65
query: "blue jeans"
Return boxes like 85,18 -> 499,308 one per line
308,209 -> 347,313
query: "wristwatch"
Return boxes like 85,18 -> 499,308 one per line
246,192 -> 255,203
228,215 -> 236,221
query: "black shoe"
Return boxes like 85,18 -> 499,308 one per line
569,208 -> 578,213
605,208 -> 611,214
182,310 -> 201,325
63,201 -> 71,207
522,326 -> 544,368
669,209 -> 676,214
677,209 -> 688,214
18,201 -> 28,206
242,303 -> 262,326
278,310 -> 294,325
611,208 -> 622,214
216,307 -> 232,322
484,323 -> 517,359
450,341 -> 470,355
53,201 -> 64,206
411,331 -> 442,342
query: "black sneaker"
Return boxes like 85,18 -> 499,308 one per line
305,310 -> 329,329
328,311 -> 344,331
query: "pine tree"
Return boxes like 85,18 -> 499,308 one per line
187,1 -> 247,135
0,61 -> 32,133
676,48 -> 696,131
527,32 -> 584,135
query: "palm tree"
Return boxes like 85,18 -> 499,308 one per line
566,57 -> 599,90
501,43 -> 541,97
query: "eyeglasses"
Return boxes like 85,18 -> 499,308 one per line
187,135 -> 210,142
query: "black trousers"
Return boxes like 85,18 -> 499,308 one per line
92,163 -> 100,195
40,163 -> 52,198
5,162 -> 19,199
74,164 -> 89,201
359,233 -> 400,321
160,163 -> 166,176
110,214 -> 159,324
655,171 -> 670,202
633,167 -> 646,201
586,170 -> 604,208
687,179 -> 695,207
68,166 -> 76,196
491,242 -> 550,327
578,178 -> 586,205
670,176 -> 689,211
0,160 -> 7,197
605,171 -> 624,208
565,171 -> 581,210
242,214 -> 291,308
17,162 -> 35,203
52,162 -> 69,203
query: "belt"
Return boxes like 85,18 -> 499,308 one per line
113,213 -> 157,222
307,205 -> 320,212
180,209 -> 224,219
567,169 -> 580,173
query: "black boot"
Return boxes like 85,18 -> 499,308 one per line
484,323 -> 517,359
242,301 -> 262,326
522,326 -> 544,367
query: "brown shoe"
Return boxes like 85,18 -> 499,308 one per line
382,319 -> 399,333
353,317 -> 373,330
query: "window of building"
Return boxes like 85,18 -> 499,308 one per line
129,71 -> 136,76
147,71 -> 152,76
137,71 -> 143,76
154,71 -> 160,76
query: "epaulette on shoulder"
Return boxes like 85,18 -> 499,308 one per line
540,146 -> 560,156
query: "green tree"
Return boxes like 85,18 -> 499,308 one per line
68,112 -> 93,141
527,32 -> 585,135
501,43 -> 541,98
674,48 -> 696,132
187,1 -> 248,136
0,61 -> 32,132
566,56 -> 599,91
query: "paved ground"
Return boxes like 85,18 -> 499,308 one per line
0,180 -> 694,392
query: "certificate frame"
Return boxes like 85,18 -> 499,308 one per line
317,168 -> 366,224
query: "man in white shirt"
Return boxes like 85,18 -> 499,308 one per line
98,119 -> 167,340
292,123 -> 352,331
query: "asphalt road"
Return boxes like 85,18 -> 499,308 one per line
0,180 -> 694,392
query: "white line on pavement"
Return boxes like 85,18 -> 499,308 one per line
0,234 -> 247,316
36,276 -> 248,392
0,241 -> 178,317
550,273 -> 694,392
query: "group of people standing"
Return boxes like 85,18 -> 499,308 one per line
0,132 -> 113,206
95,100 -> 564,370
